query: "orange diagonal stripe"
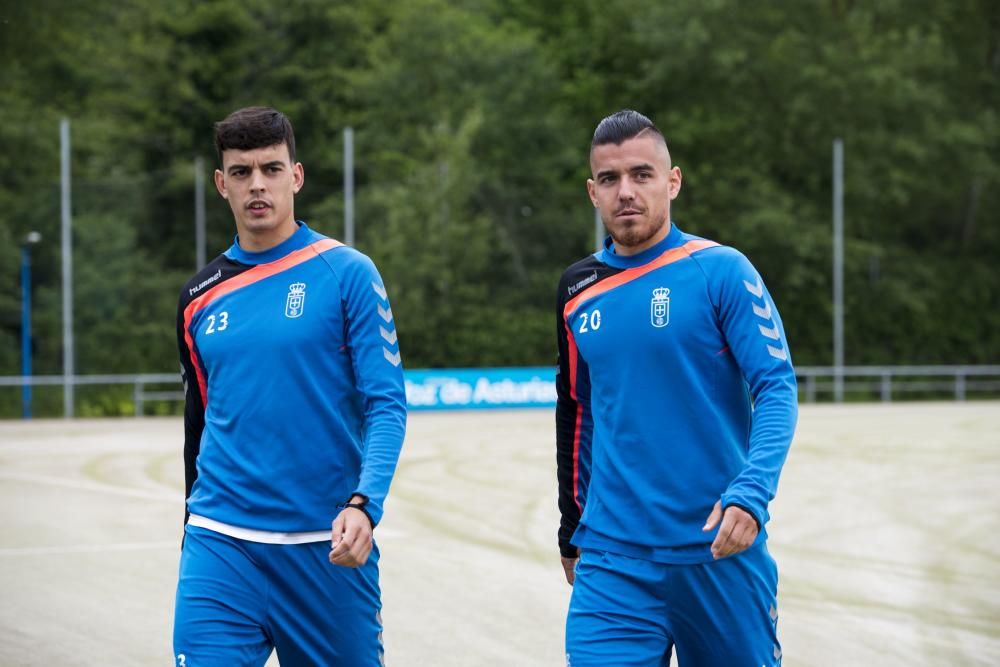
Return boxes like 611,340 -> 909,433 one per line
182,238 -> 343,407
563,239 -> 718,321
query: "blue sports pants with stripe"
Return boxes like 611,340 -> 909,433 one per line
566,543 -> 781,667
173,525 -> 384,667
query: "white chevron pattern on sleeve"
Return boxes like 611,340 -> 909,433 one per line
758,323 -> 781,340
743,278 -> 764,298
372,282 -> 399,366
383,348 -> 402,366
379,326 -> 398,345
767,344 -> 788,361
745,276 -> 787,362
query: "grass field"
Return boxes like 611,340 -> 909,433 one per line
1,402 -> 998,666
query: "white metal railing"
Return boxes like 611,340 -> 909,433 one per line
2,366 -> 999,417
0,373 -> 182,417
795,366 -> 1000,402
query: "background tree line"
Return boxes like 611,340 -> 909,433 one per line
1,0 -> 997,416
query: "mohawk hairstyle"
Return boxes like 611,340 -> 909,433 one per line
591,109 -> 665,147
214,106 -> 296,165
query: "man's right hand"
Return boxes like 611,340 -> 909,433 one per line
561,551 -> 579,586
329,499 -> 373,568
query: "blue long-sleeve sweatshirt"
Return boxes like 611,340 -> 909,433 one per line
555,223 -> 797,563
177,222 -> 406,535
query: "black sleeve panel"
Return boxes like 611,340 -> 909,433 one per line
176,256 -> 252,526
555,256 -> 618,558
177,297 -> 204,526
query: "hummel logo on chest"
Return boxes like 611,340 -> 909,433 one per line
568,272 -> 598,296
188,269 -> 222,296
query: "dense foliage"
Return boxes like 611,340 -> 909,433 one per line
1,0 -> 998,415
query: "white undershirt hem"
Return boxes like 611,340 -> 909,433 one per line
187,514 -> 330,544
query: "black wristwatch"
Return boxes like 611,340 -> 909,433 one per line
339,499 -> 376,529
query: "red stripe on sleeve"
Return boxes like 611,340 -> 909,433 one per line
565,323 -> 584,511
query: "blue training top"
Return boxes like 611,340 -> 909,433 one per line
555,223 -> 798,564
177,222 -> 407,532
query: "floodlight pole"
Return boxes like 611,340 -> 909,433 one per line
344,127 -> 354,247
20,232 -> 41,419
195,156 -> 206,269
61,117 -> 75,418
833,138 -> 844,402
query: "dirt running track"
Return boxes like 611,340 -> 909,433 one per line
1,402 -> 998,666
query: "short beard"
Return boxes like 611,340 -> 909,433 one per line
607,215 -> 667,250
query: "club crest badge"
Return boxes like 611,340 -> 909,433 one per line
285,282 -> 306,318
650,287 -> 670,328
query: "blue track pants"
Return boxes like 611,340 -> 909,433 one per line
173,525 -> 383,667
566,543 -> 781,667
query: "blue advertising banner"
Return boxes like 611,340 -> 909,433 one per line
404,367 -> 557,411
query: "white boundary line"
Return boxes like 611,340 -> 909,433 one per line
0,472 -> 405,548
0,541 -> 180,557
0,471 -> 181,503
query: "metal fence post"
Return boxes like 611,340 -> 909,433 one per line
134,380 -> 143,417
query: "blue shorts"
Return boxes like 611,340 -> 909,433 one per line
566,543 -> 781,667
173,525 -> 383,667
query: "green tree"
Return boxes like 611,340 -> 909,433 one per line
1,0 -> 997,417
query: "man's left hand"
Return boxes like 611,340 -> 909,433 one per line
702,501 -> 758,560
329,499 -> 373,568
